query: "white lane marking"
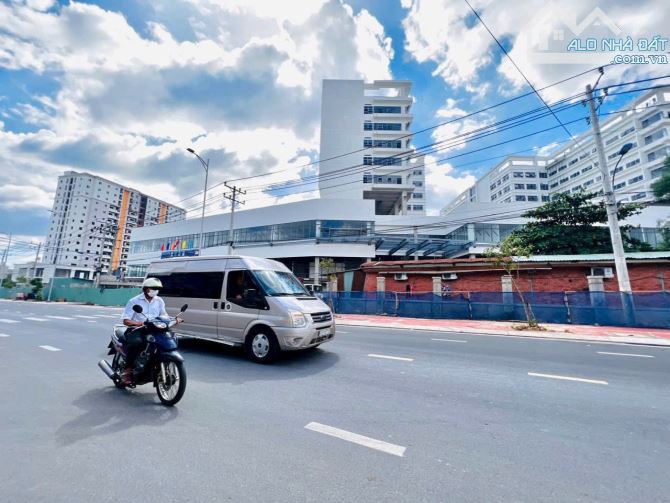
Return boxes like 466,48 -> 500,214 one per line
337,331 -> 350,334
368,353 -> 414,362
0,333 -> 10,337
0,319 -> 19,324
74,315 -> 97,319
86,320 -> 97,323
45,315 -> 75,320
305,422 -> 406,457
24,317 -> 48,322
432,338 -> 467,343
597,351 -> 654,358
528,372 -> 608,385
91,315 -> 117,318
39,345 -> 61,352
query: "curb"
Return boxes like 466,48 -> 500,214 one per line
336,319 -> 670,347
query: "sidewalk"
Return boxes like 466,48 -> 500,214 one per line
336,314 -> 670,346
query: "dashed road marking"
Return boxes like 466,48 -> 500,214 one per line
91,314 -> 117,318
0,319 -> 19,324
74,315 -> 97,319
0,333 -> 10,337
597,351 -> 654,358
24,317 -> 48,322
45,315 -> 75,320
528,372 -> 608,385
39,345 -> 61,352
305,422 -> 406,457
86,320 -> 97,323
432,338 -> 467,343
368,353 -> 414,362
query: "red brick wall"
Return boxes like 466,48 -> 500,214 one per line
363,264 -> 670,293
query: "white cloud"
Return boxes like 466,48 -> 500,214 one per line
424,154 -> 477,215
432,98 -> 495,153
0,0 -> 395,221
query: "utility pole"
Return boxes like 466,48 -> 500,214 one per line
32,242 -> 42,280
223,182 -> 246,255
1,233 -> 11,264
586,84 -> 635,324
586,84 -> 632,292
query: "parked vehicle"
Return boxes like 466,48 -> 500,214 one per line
98,304 -> 189,406
145,255 -> 335,364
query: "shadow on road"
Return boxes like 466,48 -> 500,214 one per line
56,387 -> 179,446
176,338 -> 340,385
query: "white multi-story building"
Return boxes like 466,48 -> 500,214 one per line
44,171 -> 186,274
319,79 -> 426,215
443,87 -> 670,215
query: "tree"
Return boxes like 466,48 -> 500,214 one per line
651,156 -> 670,201
1,278 -> 16,289
318,257 -> 338,281
485,234 -> 539,329
510,192 -> 649,254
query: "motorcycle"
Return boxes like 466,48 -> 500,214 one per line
98,303 -> 189,406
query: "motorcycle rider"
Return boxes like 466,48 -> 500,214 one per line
119,277 -> 178,384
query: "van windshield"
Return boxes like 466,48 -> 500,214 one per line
253,270 -> 311,297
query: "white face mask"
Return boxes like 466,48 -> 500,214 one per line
146,289 -> 158,298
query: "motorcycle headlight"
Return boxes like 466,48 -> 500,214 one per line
153,321 -> 167,330
289,311 -> 307,328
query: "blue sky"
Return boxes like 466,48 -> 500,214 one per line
0,0 -> 667,264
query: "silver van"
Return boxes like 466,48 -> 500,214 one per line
145,255 -> 335,363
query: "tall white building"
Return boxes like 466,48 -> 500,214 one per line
443,87 -> 670,215
319,79 -> 426,215
44,171 -> 186,274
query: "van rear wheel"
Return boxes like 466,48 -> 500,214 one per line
245,329 -> 280,364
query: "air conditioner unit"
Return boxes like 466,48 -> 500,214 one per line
394,273 -> 408,281
441,273 -> 458,281
591,267 -> 614,278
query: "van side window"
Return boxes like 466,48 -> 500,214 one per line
154,272 -> 224,299
226,270 -> 260,308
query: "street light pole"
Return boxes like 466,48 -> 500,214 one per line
186,148 -> 210,254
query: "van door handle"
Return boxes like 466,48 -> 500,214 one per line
213,302 -> 218,309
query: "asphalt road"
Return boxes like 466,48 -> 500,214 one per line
1,299 -> 669,503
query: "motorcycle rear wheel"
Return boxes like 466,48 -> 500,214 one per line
111,353 -> 127,389
154,361 -> 187,406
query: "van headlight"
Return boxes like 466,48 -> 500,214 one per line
289,311 -> 307,328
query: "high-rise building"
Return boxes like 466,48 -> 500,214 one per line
44,171 -> 186,274
442,87 -> 670,216
319,79 -> 426,215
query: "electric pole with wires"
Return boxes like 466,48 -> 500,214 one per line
585,83 -> 636,325
223,182 -> 246,255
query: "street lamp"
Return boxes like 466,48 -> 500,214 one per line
186,147 -> 209,253
610,142 -> 634,193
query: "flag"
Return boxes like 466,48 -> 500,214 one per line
182,240 -> 187,249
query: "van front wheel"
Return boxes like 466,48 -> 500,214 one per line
245,329 -> 280,364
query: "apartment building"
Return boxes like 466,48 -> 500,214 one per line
319,79 -> 426,215
443,87 -> 670,216
44,171 -> 186,274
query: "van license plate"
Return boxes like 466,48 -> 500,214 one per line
318,329 -> 330,337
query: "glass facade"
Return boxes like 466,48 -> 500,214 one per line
129,219 -> 373,254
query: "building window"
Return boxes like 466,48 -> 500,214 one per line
363,174 -> 373,183
613,181 -> 626,190
413,170 -> 423,176
515,195 -> 527,201
527,195 -> 539,201
631,192 -> 646,201
541,195 -> 550,202
628,175 -> 644,184
412,193 -> 423,199
363,138 -> 372,148
626,159 -> 640,168
539,172 -> 548,178
413,205 -> 424,210
641,112 -> 662,128
373,123 -> 402,131
363,104 -> 373,114
514,184 -> 524,190
540,184 -> 549,190
363,122 -> 373,131
526,184 -> 537,190
525,172 -> 537,178
373,106 -> 401,114
363,156 -> 372,165
513,171 -> 524,178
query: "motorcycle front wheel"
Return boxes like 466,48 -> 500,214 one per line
154,361 -> 187,406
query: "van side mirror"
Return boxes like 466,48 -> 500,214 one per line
132,305 -> 143,314
180,304 -> 188,313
